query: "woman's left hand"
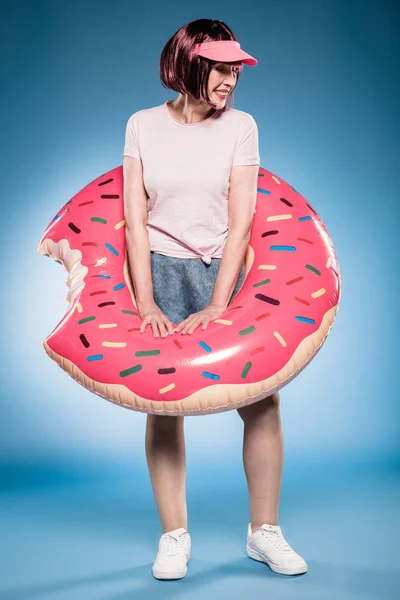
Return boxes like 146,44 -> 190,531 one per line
174,303 -> 227,334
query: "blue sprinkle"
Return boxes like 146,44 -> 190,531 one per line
53,215 -> 61,220
257,188 -> 271,195
299,216 -> 312,222
88,354 -> 104,361
199,341 -> 212,352
113,283 -> 125,291
291,185 -> 298,193
95,274 -> 110,279
202,372 -> 220,380
270,245 -> 296,252
105,243 -> 118,256
295,316 -> 315,324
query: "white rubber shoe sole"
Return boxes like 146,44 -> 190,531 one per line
246,543 -> 308,575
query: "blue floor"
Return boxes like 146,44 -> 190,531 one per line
0,459 -> 399,600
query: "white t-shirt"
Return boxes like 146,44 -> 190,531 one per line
123,101 -> 260,264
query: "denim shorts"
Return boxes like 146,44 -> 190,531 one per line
150,251 -> 246,324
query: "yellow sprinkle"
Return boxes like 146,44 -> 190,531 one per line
214,319 -> 232,325
115,220 -> 125,230
326,257 -> 332,269
311,288 -> 326,298
76,302 -> 83,313
102,341 -> 127,348
258,264 -> 277,270
274,331 -> 287,347
266,214 -> 292,222
98,323 -> 118,329
95,257 -> 107,267
159,383 -> 175,394
272,176 -> 281,184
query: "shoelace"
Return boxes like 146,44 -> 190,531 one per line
260,528 -> 293,553
163,533 -> 189,557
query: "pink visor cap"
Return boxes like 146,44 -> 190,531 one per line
194,40 -> 258,66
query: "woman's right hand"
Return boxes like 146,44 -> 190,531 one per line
138,300 -> 176,338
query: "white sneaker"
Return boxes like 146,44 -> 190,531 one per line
246,523 -> 308,575
152,527 -> 191,580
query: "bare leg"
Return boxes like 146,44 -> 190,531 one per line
237,392 -> 283,532
145,414 -> 188,533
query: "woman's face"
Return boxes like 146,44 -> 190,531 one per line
207,62 -> 242,106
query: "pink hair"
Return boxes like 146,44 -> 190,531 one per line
159,19 -> 243,114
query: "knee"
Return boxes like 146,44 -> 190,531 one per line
236,391 -> 280,422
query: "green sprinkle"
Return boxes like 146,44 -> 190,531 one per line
305,264 -> 321,276
120,364 -> 142,377
122,310 -> 138,315
241,362 -> 252,379
135,350 -> 160,357
253,279 -> 271,288
91,217 -> 107,224
239,326 -> 256,336
78,316 -> 96,324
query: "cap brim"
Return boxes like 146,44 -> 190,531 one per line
198,48 -> 258,66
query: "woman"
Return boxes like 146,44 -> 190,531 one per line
123,18 -> 307,581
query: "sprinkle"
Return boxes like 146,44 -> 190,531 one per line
295,316 -> 315,324
258,264 -> 277,270
88,354 -> 103,361
95,274 -> 110,278
77,302 -> 83,313
255,293 -> 280,306
255,312 -> 271,321
159,383 -> 176,394
158,368 -> 176,374
307,203 -> 318,215
68,222 -> 81,234
299,216 -> 312,222
120,365 -> 142,377
78,316 -> 96,324
91,217 -> 107,224
114,220 -> 125,230
98,301 -> 115,308
306,264 -> 321,276
78,200 -> 94,206
249,346 -> 265,355
105,243 -> 118,256
241,362 -> 252,378
257,188 -> 271,195
286,276 -> 303,285
274,332 -> 287,347
135,350 -> 160,357
199,341 -> 212,352
102,341 -> 127,347
100,194 -> 119,199
280,197 -> 293,207
267,214 -> 292,222
95,257 -> 107,267
294,297 -> 311,306
239,326 -> 256,336
79,334 -> 90,348
254,279 -> 271,288
173,339 -> 183,350
53,215 -> 61,221
270,245 -> 296,251
213,319 -> 232,325
202,372 -> 220,380
90,290 -> 107,296
98,323 -> 118,328
272,176 -> 281,184
311,288 -> 326,298
98,177 -> 114,186
262,230 -> 279,237
113,283 -> 125,291
122,309 -> 138,315
297,237 -> 313,244
326,257 -> 332,269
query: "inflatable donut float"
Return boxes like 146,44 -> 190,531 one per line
37,164 -> 341,416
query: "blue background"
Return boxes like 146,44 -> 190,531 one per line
1,1 -> 399,598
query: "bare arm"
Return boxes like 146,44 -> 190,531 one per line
209,164 -> 259,309
123,156 -> 174,336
